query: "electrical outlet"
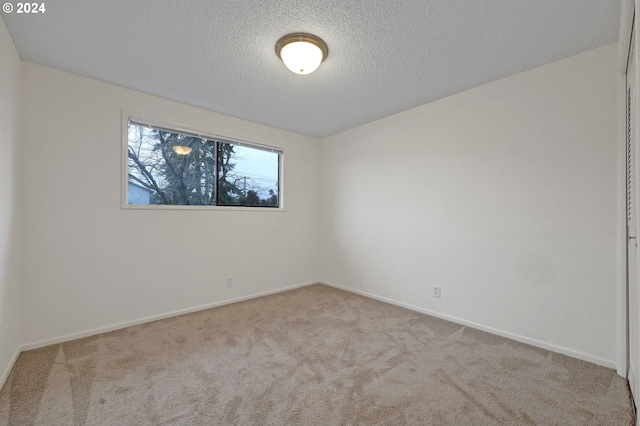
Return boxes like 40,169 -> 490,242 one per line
226,276 -> 232,287
433,286 -> 441,298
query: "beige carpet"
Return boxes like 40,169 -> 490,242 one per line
0,284 -> 635,425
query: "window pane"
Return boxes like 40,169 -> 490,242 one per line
126,120 -> 280,208
217,144 -> 280,207
127,123 -> 217,205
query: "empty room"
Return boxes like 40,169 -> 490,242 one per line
0,1 -> 638,424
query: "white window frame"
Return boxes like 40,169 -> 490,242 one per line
121,111 -> 285,211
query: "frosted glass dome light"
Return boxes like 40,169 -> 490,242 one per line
276,33 -> 328,75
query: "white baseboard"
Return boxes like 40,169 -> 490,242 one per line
15,279 -> 618,372
320,280 -> 616,370
0,345 -> 21,391
21,280 -> 318,351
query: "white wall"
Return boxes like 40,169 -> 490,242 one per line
320,43 -> 619,366
0,17 -> 22,384
20,63 -> 320,346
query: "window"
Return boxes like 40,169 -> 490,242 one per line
125,117 -> 281,208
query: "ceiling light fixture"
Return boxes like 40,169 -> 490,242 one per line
172,145 -> 192,155
276,33 -> 328,75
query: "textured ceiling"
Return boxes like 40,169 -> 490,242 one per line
2,0 -> 621,138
